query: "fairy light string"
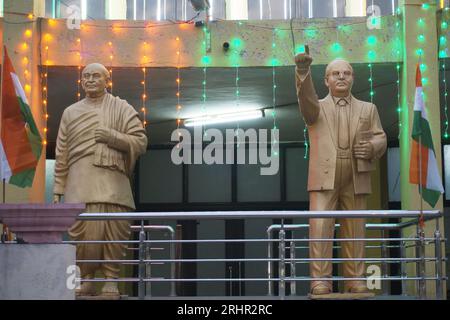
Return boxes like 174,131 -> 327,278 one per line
396,8 -> 402,140
42,34 -> 49,146
443,59 -> 449,139
141,41 -> 149,128
202,26 -> 209,137
271,29 -> 278,157
440,16 -> 449,139
176,36 -> 182,132
108,41 -> 114,94
77,37 -> 82,101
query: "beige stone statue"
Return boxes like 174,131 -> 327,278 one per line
53,63 -> 148,297
295,48 -> 387,295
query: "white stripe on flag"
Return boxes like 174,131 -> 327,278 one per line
414,86 -> 429,120
426,149 -> 445,193
0,141 -> 12,182
10,72 -> 29,106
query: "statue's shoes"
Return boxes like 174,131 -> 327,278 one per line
101,281 -> 120,297
76,281 -> 96,296
311,284 -> 332,295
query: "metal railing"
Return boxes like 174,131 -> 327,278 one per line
64,210 -> 447,300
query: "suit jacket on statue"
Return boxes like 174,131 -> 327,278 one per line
296,67 -> 387,195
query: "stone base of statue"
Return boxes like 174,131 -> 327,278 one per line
0,244 -> 76,300
309,292 -> 376,300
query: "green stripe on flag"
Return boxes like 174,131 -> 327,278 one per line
411,111 -> 435,152
8,97 -> 42,188
9,168 -> 36,188
420,187 -> 442,208
18,97 -> 42,160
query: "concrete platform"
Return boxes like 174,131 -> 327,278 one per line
0,244 -> 76,300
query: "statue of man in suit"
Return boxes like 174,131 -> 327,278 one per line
295,48 -> 387,295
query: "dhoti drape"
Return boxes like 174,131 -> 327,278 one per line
69,203 -> 131,279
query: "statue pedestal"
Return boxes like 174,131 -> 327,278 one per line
0,204 -> 85,299
0,203 -> 85,243
0,244 -> 76,299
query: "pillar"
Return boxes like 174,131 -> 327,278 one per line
225,0 -> 248,20
106,0 -> 127,20
399,0 -> 446,298
345,0 -> 367,17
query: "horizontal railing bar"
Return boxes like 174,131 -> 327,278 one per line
77,276 -> 445,283
269,224 -> 403,231
63,237 -> 439,244
92,260 -> 437,266
76,257 -> 440,263
76,210 -> 441,220
291,246 -> 401,250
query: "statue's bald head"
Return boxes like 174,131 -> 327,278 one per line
325,59 -> 353,79
324,59 -> 354,98
82,63 -> 110,79
81,63 -> 110,98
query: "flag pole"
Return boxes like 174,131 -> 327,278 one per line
416,61 -> 426,299
417,58 -> 425,231
418,134 -> 424,229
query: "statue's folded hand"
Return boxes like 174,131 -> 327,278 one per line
94,126 -> 111,144
353,141 -> 374,160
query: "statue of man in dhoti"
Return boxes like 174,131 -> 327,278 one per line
53,63 -> 148,297
295,48 -> 387,295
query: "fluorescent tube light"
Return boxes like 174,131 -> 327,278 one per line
184,109 -> 264,127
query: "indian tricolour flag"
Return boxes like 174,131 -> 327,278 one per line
409,63 -> 444,208
0,46 -> 42,188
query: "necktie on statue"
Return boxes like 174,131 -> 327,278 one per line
337,98 -> 349,149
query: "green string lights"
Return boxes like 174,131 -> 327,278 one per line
235,65 -> 241,146
440,12 -> 449,139
271,29 -> 278,157
202,26 -> 209,137
367,31 -> 375,104
395,10 -> 402,140
442,59 -> 449,139
396,62 -> 401,139
368,63 -> 374,104
233,23 -> 242,146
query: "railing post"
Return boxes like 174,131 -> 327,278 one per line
381,229 -> 389,295
138,220 -> 146,300
145,231 -> 151,297
416,228 -> 426,299
169,228 -> 176,297
267,229 -> 273,296
290,239 -> 296,296
434,228 -> 443,300
278,227 -> 286,298
400,239 -> 407,296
